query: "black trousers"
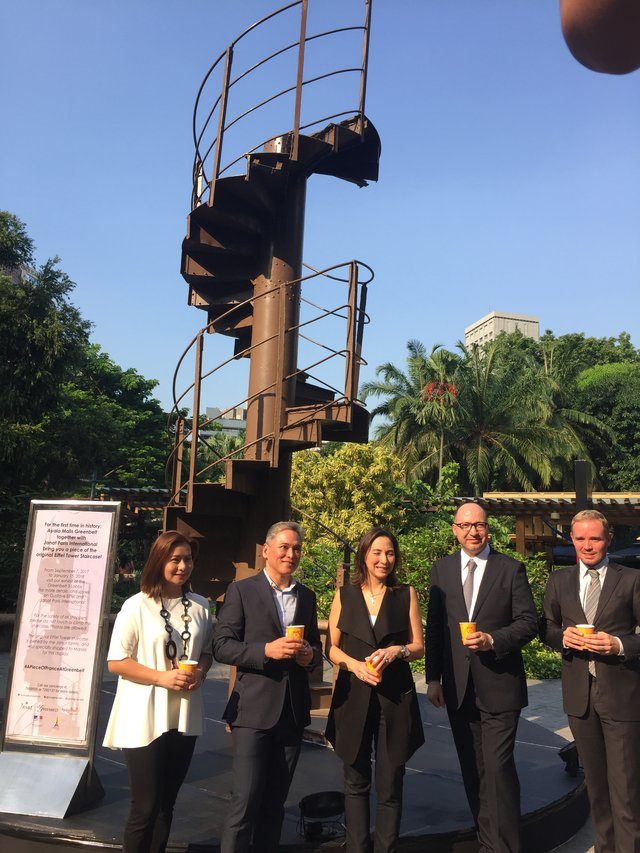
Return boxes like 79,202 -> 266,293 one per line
448,676 -> 521,853
122,729 -> 197,853
221,693 -> 303,853
343,692 -> 406,853
569,676 -> 640,853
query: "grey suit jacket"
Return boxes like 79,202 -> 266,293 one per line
541,560 -> 640,719
426,549 -> 538,712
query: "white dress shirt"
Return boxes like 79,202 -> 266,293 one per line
264,569 -> 298,633
460,544 -> 491,620
578,557 -> 624,656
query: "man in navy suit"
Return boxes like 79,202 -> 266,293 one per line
213,521 -> 322,853
426,502 -> 537,853
541,509 -> 640,853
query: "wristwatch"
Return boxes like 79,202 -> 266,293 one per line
399,645 -> 410,660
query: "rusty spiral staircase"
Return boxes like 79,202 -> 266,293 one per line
164,2 -> 381,704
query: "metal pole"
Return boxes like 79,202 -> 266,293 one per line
209,46 -> 233,206
173,418 -> 185,504
354,272 -> 367,395
358,0 -> 373,138
187,332 -> 204,513
271,278 -> 288,466
344,261 -> 358,402
291,0 -> 308,161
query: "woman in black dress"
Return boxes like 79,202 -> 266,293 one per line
326,527 -> 424,853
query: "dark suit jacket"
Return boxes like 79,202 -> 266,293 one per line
426,549 -> 538,713
213,571 -> 322,730
540,560 -> 640,719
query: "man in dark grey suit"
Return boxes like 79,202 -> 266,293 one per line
426,502 -> 537,853
541,509 -> 640,853
213,521 -> 322,853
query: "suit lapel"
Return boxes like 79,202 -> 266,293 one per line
340,584 -> 377,646
573,565 -> 587,622
595,562 -> 622,622
358,585 -> 378,646
292,583 -> 307,627
470,550 -> 499,618
257,571 -> 285,636
445,552 -> 467,620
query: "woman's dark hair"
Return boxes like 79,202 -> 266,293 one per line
140,531 -> 198,600
351,527 -> 401,588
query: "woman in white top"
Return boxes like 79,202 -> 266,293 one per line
104,531 -> 213,853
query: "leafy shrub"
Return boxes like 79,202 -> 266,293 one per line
523,637 -> 561,679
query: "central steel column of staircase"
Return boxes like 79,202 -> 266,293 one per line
165,0 -> 381,711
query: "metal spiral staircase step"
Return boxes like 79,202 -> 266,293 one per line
293,379 -> 335,406
181,115 -> 381,311
188,200 -> 264,235
214,174 -> 278,218
282,400 -> 369,445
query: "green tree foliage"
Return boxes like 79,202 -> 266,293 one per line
0,211 -> 35,269
0,257 -> 91,477
0,212 -> 170,609
291,442 -> 407,543
361,341 -> 460,484
196,423 -> 246,483
540,330 -> 639,380
364,336 -> 609,494
576,362 -> 640,489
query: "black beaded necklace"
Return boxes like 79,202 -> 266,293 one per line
160,591 -> 192,666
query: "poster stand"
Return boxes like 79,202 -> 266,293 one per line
0,752 -> 104,818
0,500 -> 120,819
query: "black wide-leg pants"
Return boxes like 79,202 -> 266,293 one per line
122,729 -> 197,853
343,692 -> 406,853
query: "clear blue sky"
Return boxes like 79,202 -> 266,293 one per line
2,1 -> 639,414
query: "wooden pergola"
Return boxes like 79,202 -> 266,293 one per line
457,492 -> 640,562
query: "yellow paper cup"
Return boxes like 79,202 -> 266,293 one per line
286,625 -> 304,640
576,624 -> 595,649
365,656 -> 382,680
178,660 -> 199,676
459,621 -> 477,641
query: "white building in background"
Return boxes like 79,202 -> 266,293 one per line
464,311 -> 539,348
205,406 -> 246,435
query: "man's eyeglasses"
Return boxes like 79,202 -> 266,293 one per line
453,522 -> 488,532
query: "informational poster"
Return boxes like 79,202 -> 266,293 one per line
3,501 -> 120,752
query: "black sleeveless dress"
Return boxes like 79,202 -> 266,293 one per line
325,583 -> 424,766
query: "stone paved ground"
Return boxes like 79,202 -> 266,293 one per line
412,675 -> 595,853
0,655 -> 594,851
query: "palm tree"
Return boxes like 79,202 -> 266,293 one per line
361,341 -> 460,485
363,338 -> 611,495
449,341 -> 613,493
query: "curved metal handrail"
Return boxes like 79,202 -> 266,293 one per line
167,258 -> 372,503
222,68 -> 362,140
189,0 -> 372,208
169,259 -> 373,424
196,24 -> 366,158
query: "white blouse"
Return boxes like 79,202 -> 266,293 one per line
103,591 -> 213,749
